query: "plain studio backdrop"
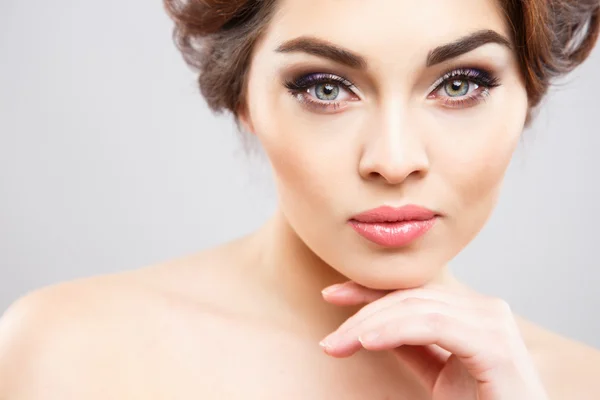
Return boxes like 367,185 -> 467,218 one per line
1,1 -> 599,348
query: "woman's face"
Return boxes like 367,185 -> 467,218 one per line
241,0 -> 528,289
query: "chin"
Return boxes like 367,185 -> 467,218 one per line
324,241 -> 451,290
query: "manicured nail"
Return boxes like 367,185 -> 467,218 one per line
319,339 -> 331,351
358,332 -> 380,345
321,283 -> 344,295
319,331 -> 338,349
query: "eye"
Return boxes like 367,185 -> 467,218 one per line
428,67 -> 501,109
444,79 -> 471,97
284,73 -> 359,112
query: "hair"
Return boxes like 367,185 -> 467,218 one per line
163,0 -> 600,128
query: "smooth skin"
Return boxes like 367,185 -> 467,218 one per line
320,281 -> 548,399
2,0 -> 600,398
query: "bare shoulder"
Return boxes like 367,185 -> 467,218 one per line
543,334 -> 600,399
520,318 -> 600,399
0,271 -> 136,396
0,241 -> 245,398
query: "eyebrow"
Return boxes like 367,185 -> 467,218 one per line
274,29 -> 512,70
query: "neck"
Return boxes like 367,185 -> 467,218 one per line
246,207 -> 468,337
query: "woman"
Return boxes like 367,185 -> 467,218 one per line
1,0 -> 600,398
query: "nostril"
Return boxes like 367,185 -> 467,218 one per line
365,168 -> 426,185
367,171 -> 384,181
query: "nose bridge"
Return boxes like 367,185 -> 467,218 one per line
359,100 -> 429,184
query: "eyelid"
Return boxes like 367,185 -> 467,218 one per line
281,62 -> 369,95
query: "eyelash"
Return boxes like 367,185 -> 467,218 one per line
284,68 -> 501,112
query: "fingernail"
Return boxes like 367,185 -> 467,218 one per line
319,339 -> 331,351
321,283 -> 344,295
319,332 -> 337,349
358,332 -> 380,345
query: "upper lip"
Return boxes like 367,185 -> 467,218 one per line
350,205 -> 437,223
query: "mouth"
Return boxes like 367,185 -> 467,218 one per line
348,205 -> 439,248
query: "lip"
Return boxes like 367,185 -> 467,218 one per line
348,205 -> 438,248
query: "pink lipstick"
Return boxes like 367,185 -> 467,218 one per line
348,205 -> 438,248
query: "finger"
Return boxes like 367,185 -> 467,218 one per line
356,308 -> 483,359
323,299 -> 482,358
358,313 -> 479,354
321,281 -> 390,306
354,312 -> 511,384
331,287 -> 487,338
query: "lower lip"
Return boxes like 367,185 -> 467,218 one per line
348,218 -> 437,248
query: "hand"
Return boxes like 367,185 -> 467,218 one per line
319,281 -> 549,400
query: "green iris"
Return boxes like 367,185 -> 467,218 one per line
445,79 -> 469,97
315,83 -> 340,101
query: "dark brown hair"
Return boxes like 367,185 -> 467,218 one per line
164,0 -> 600,128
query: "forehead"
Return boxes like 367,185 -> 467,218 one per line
260,0 -> 511,66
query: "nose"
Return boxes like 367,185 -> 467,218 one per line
358,106 -> 430,185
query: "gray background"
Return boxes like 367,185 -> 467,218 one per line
1,1 -> 599,348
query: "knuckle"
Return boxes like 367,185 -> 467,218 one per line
473,348 -> 515,375
489,346 -> 517,368
488,297 -> 512,315
400,297 -> 422,306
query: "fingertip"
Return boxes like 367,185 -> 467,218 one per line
321,283 -> 345,296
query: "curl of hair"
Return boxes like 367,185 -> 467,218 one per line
164,0 -> 277,132
164,0 -> 600,128
502,0 -> 600,124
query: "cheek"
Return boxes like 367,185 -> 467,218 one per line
260,126 -> 331,208
249,87 -> 360,214
451,141 -> 514,206
269,143 -> 334,208
437,107 -> 523,214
